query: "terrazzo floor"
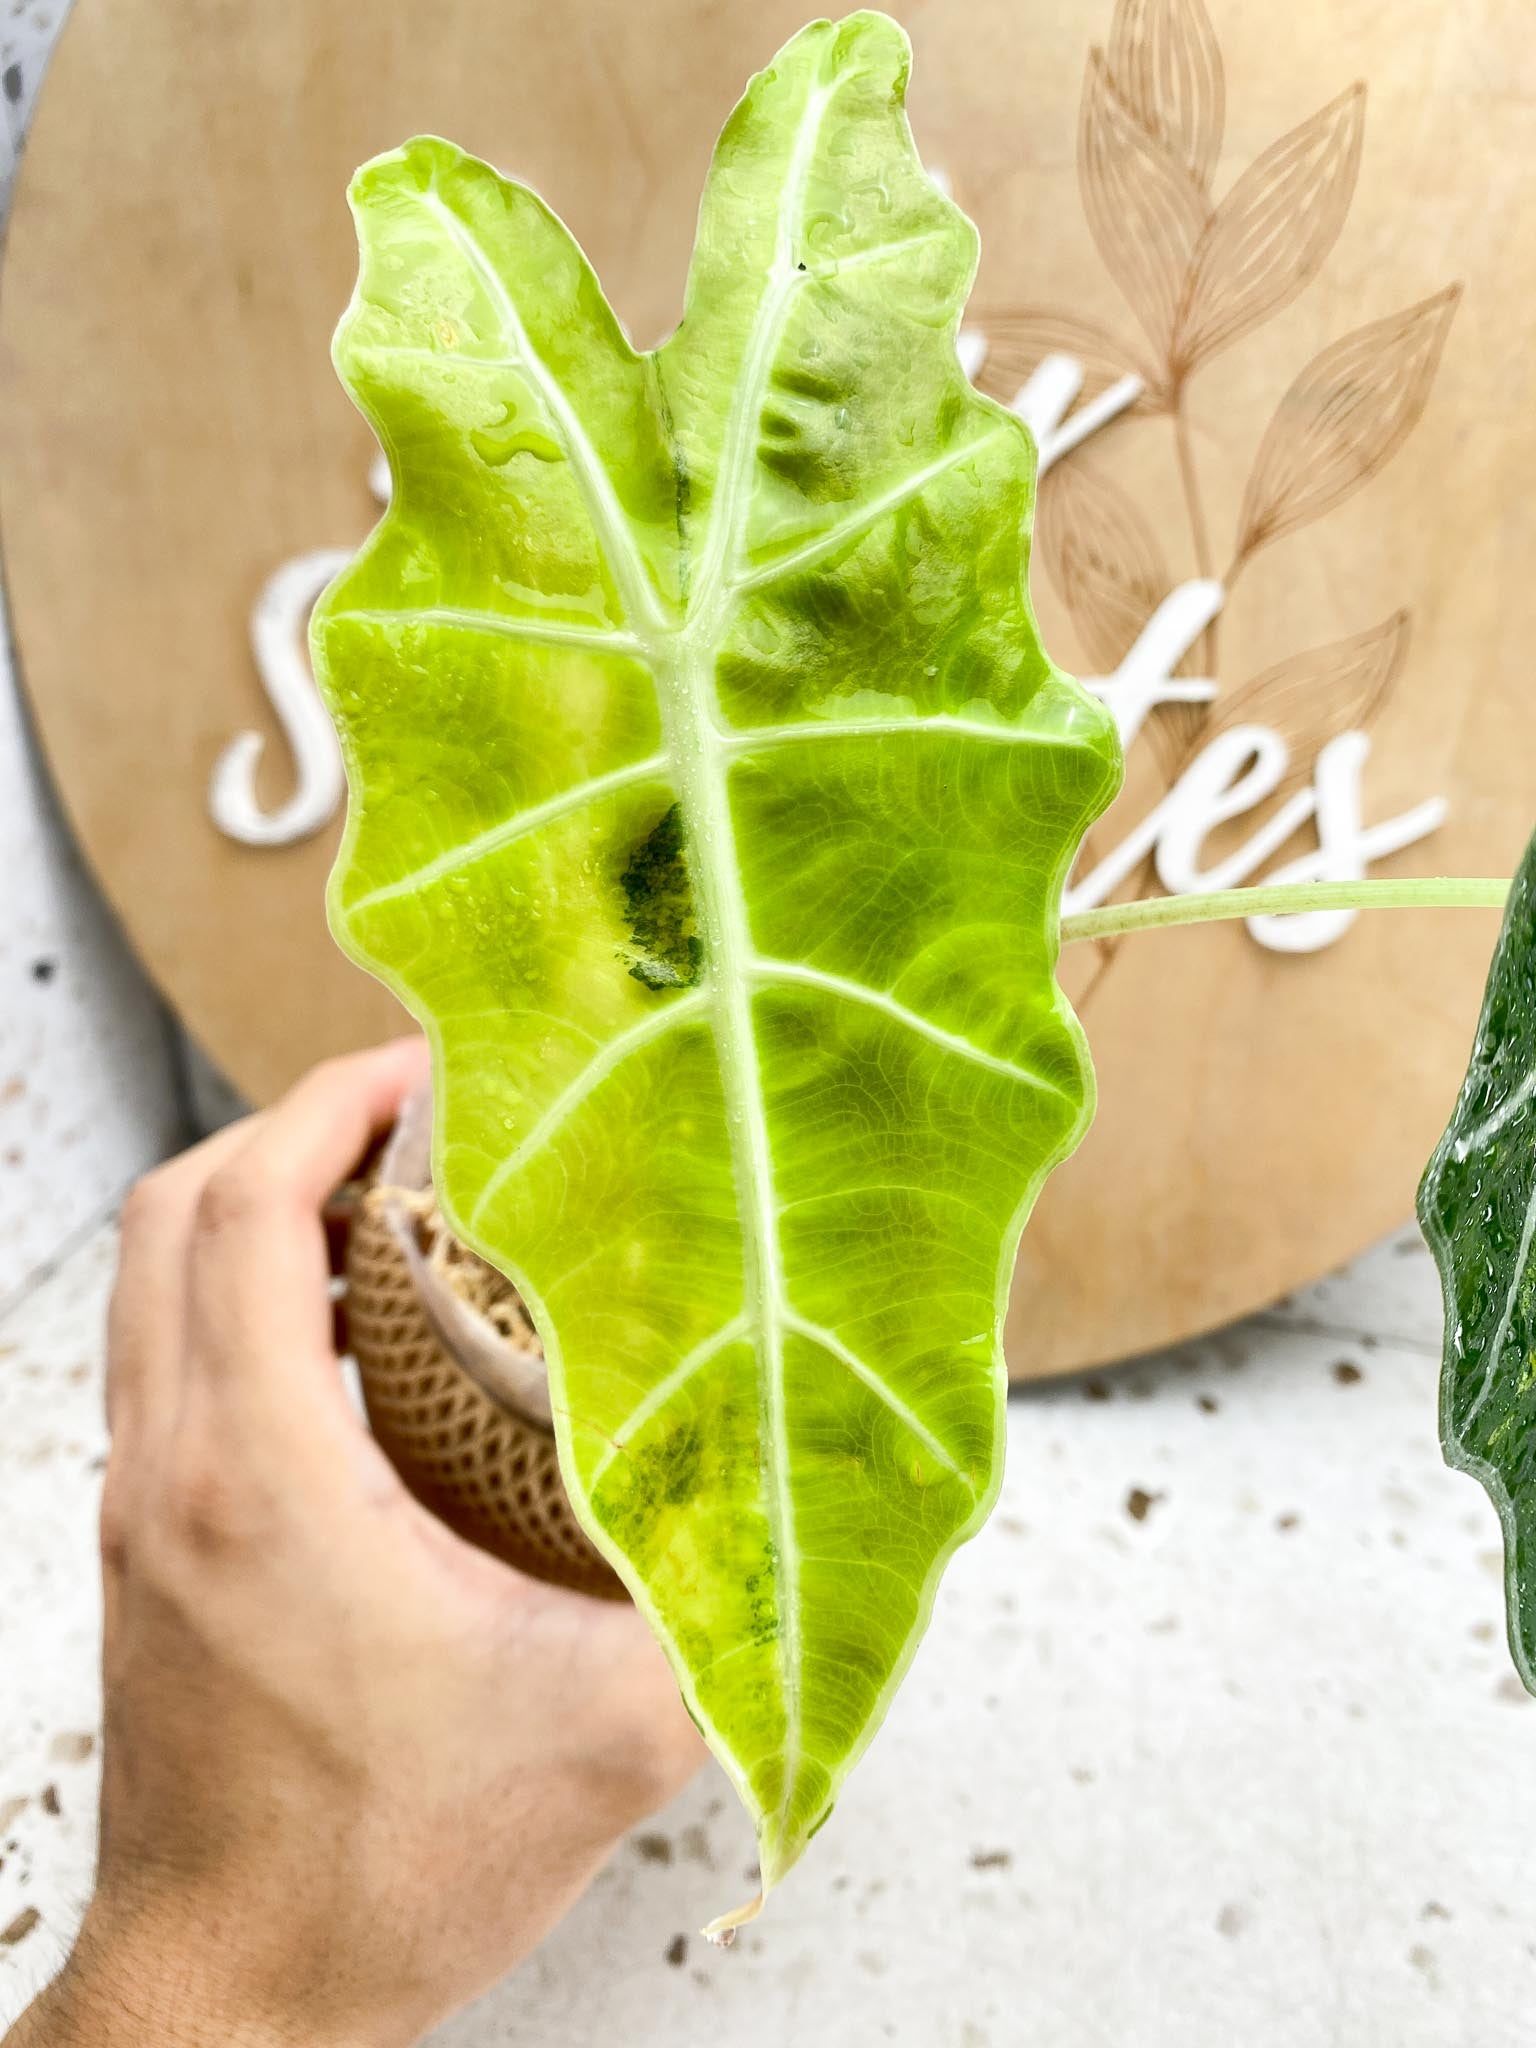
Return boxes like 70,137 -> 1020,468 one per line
3,1219 -> 1532,2046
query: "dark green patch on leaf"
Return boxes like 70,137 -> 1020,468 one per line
636,1415 -> 706,1510
619,804 -> 703,991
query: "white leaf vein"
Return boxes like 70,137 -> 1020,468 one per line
782,1310 -> 974,1489
468,992 -> 708,1228
731,427 -> 1007,596
586,1315 -> 753,1489
343,753 -> 669,916
329,603 -> 644,657
750,958 -> 1063,1093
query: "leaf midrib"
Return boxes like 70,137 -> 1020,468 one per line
652,71 -> 838,1835
414,74 -> 839,1836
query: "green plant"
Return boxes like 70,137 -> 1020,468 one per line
316,11 -> 1120,1926
315,7 -> 1526,1933
1420,832 -> 1536,1691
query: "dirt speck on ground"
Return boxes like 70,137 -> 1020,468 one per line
665,1933 -> 688,1968
48,1732 -> 94,1765
1215,1903 -> 1247,1938
632,1832 -> 673,1865
969,1848 -> 1012,1870
1125,1487 -> 1163,1522
678,1823 -> 715,1869
1333,1360 -> 1363,1385
1,1908 -> 40,1948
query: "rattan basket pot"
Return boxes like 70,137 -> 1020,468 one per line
345,1089 -> 621,1599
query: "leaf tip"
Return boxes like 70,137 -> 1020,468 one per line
1336,79 -> 1368,133
345,133 -> 478,224
821,9 -> 915,107
702,1889 -> 764,1947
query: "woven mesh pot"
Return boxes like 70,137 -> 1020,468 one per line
344,1090 -> 622,1600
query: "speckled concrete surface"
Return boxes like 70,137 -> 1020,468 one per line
0,0 -> 184,1308
0,666 -> 183,1306
4,1218 -> 1534,2045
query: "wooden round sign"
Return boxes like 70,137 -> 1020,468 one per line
2,0 -> 1529,1376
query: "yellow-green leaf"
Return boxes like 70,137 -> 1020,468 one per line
316,11 -> 1120,1910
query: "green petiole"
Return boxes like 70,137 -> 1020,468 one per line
1060,877 -> 1511,948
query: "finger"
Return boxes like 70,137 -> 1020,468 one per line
105,1115 -> 260,1445
185,1039 -> 428,1429
232,1037 -> 428,1215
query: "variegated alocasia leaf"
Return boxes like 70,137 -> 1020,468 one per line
315,10 -> 1120,1913
1420,824 -> 1536,1693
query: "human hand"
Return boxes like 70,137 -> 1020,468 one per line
8,1041 -> 704,2048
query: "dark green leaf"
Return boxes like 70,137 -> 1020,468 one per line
1420,824 -> 1536,1689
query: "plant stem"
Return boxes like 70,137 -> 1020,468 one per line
1173,393 -> 1213,577
1060,877 -> 1509,948
1171,384 -> 1218,675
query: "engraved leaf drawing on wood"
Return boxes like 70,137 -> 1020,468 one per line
1080,47 -> 1209,365
1232,287 -> 1462,571
1170,83 -> 1364,381
1036,458 -> 1169,674
970,309 -> 1157,413
1107,0 -> 1224,191
1188,611 -> 1410,806
990,0 -> 1459,998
